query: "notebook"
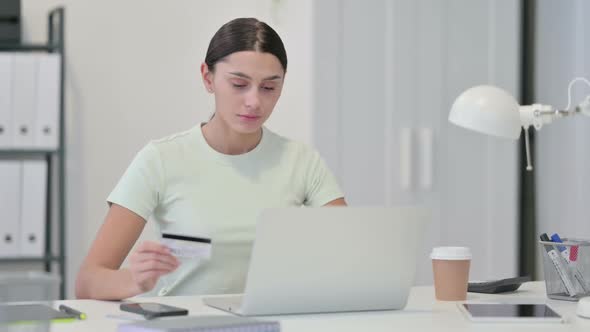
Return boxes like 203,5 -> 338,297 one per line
0,304 -> 78,324
117,315 -> 280,332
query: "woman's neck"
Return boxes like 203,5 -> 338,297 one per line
201,115 -> 262,155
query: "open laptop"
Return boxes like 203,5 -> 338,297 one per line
203,206 -> 429,316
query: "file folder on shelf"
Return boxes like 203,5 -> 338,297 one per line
11,53 -> 38,149
0,160 -> 21,257
34,54 -> 60,150
0,0 -> 21,44
19,158 -> 47,257
0,53 -> 13,148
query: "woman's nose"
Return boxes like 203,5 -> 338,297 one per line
244,89 -> 261,110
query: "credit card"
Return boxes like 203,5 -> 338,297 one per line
161,233 -> 212,259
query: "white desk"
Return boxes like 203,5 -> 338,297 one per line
5,282 -> 590,331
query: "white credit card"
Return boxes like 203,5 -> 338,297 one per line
161,233 -> 212,259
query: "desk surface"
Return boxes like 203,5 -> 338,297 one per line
4,282 -> 590,331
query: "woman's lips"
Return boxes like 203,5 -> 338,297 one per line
237,114 -> 261,121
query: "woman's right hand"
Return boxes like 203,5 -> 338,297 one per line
128,241 -> 180,294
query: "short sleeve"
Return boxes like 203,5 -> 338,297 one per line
302,148 -> 344,207
107,142 -> 165,220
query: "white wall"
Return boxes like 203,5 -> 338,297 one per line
21,0 -> 313,298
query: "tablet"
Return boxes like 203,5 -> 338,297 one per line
460,303 -> 564,323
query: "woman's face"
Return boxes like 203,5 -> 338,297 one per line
203,51 -> 285,135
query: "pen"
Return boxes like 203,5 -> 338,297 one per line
550,234 -> 571,262
59,304 -> 87,320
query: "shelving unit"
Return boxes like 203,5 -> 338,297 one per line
0,7 -> 66,299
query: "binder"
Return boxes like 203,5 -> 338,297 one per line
0,0 -> 21,44
0,53 -> 13,148
0,160 -> 21,257
0,304 -> 78,324
0,0 -> 21,16
19,158 -> 47,257
34,54 -> 60,150
11,53 -> 38,148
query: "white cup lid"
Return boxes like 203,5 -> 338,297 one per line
430,247 -> 472,260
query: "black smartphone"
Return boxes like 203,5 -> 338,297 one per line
120,302 -> 188,319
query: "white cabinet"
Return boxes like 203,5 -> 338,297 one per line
535,0 -> 590,270
314,0 -> 519,284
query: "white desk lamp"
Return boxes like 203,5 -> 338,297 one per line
448,78 -> 590,170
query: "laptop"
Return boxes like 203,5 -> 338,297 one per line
203,206 -> 429,316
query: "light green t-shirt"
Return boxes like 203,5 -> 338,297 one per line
107,124 -> 344,296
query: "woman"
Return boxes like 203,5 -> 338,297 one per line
75,17 -> 346,300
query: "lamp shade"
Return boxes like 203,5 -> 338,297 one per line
448,85 -> 522,139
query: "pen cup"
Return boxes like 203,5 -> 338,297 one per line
539,238 -> 590,301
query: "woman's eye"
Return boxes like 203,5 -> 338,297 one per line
262,86 -> 275,91
232,84 -> 247,89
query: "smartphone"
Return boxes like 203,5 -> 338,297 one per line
120,302 -> 188,319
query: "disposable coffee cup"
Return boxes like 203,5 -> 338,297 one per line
431,247 -> 471,301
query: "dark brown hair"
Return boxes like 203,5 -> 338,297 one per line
205,18 -> 287,73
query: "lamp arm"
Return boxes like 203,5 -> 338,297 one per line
519,99 -> 590,131
518,105 -> 563,171
519,104 -> 576,172
517,77 -> 590,172
519,77 -> 590,131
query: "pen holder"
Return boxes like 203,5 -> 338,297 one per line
539,238 -> 590,301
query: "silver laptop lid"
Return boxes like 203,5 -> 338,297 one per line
241,206 -> 430,315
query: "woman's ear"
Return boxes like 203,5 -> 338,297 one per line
201,62 -> 214,93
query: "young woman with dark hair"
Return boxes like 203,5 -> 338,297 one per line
75,18 -> 345,300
